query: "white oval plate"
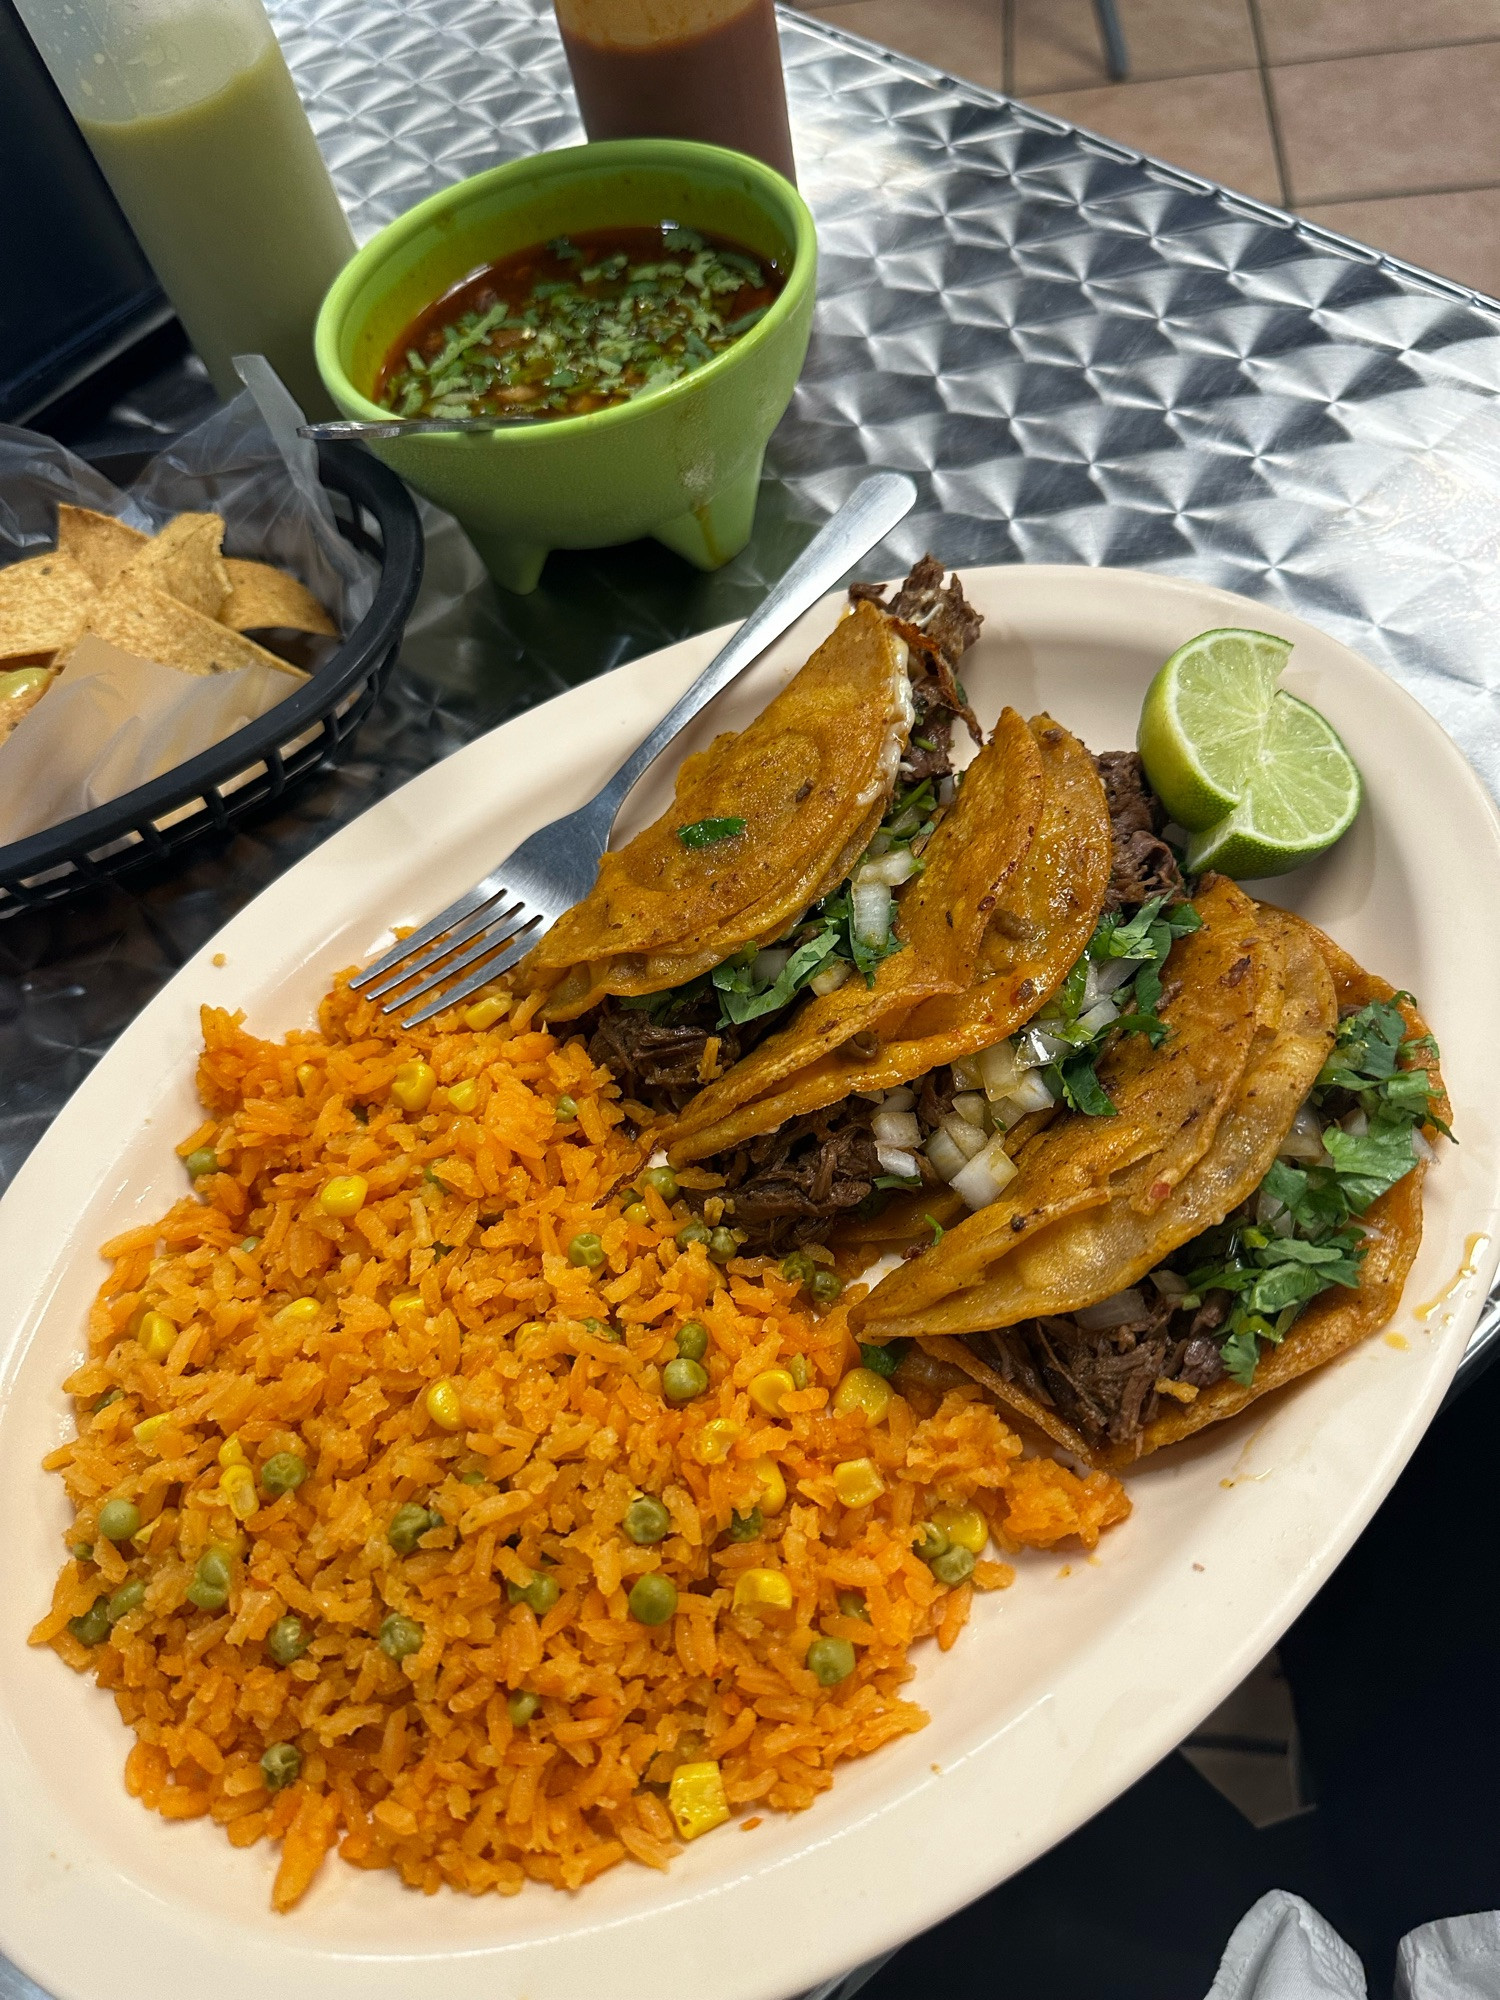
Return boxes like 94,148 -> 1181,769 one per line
3,567 -> 1499,2000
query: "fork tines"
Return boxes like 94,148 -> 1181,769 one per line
350,878 -> 541,1027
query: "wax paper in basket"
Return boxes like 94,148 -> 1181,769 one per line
0,359 -> 377,845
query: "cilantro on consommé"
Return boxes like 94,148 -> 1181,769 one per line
1030,896 -> 1204,1117
1166,995 -> 1445,1386
375,225 -> 783,424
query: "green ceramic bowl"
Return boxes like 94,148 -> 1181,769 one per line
315,140 -> 817,593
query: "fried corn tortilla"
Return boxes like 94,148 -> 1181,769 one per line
0,550 -> 95,661
221,558 -> 338,637
84,580 -> 305,679
852,875 -> 1273,1338
115,511 -> 230,621
56,505 -> 148,589
515,600 -> 918,1020
666,712 -> 1103,1163
1115,929 -> 1445,1466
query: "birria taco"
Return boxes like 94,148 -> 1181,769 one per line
850,877 -> 1449,1468
512,564 -> 1109,1237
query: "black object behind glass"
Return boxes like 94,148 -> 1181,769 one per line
0,0 -> 167,423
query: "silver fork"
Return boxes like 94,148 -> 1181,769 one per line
352,472 -> 919,1026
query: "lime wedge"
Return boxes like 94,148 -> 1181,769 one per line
1183,692 -> 1362,877
1137,628 -> 1291,832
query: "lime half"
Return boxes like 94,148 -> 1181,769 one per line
1137,628 -> 1291,832
1137,625 -> 1362,879
1182,692 -> 1362,877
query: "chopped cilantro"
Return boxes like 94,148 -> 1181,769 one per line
635,751 -> 950,1035
1169,998 -> 1444,1390
923,1212 -> 945,1246
677,816 -> 746,849
713,929 -> 841,1025
873,1171 -> 923,1190
1036,896 -> 1202,1116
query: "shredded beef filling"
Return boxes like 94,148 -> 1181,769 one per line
1096,749 -> 1187,912
849,555 -> 983,784
684,1100 -> 885,1253
586,994 -> 746,1113
683,1074 -> 961,1253
970,1288 -> 1230,1451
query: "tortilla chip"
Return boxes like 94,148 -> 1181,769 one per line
666,707 -> 1050,1160
0,661 -> 56,744
515,600 -> 918,1018
220,558 -> 337,636
0,550 -> 95,660
56,505 -> 149,590
116,512 -> 230,620
851,876 -> 1273,1340
84,580 -> 305,679
1114,923 -> 1445,1464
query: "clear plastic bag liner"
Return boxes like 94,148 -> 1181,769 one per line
0,358 -> 376,630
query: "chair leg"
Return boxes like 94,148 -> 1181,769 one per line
1091,0 -> 1129,79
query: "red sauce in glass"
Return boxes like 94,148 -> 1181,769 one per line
557,0 -> 796,184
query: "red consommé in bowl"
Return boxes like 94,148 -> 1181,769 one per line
374,223 -> 785,424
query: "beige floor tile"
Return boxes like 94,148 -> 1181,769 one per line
1027,69 -> 1281,202
1299,187 -> 1500,297
1259,0 -> 1500,64
799,0 -> 1005,89
1273,43 -> 1500,202
1014,0 -> 1256,92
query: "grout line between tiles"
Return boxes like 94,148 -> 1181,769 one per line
1266,31 -> 1500,70
1245,0 -> 1292,210
1297,178 -> 1500,208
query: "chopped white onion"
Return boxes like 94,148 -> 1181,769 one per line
882,1085 -> 916,1112
1076,998 -> 1120,1036
809,959 -> 853,997
750,947 -> 791,985
852,877 -> 892,948
1277,1103 -> 1327,1163
976,1038 -> 1023,1099
1150,1269 -> 1191,1299
940,1113 -> 989,1160
1340,1108 -> 1369,1137
936,775 -> 957,806
856,848 -> 921,889
876,1144 -> 921,1179
855,1087 -> 887,1102
1092,956 -> 1137,997
1020,1026 -> 1072,1067
950,1091 -> 989,1128
872,1109 -> 922,1149
999,1070 -> 1056,1117
950,1056 -> 982,1092
950,1132 -> 1019,1210
1413,1129 -> 1436,1162
1255,1188 -> 1294,1235
924,1127 -> 971,1182
1074,1288 -> 1147,1331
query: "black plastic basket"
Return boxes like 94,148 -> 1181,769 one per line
0,440 -> 424,914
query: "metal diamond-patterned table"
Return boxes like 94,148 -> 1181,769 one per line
5,7 -> 1500,1989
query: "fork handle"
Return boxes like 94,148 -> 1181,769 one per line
590,472 -> 919,830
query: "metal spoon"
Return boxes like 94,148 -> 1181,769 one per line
298,414 -> 543,441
